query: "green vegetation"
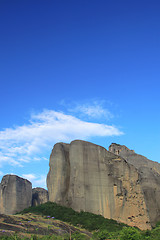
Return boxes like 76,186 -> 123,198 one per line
119,227 -> 142,240
0,236 -> 68,240
1,226 -> 160,240
20,201 -> 126,233
1,201 -> 159,239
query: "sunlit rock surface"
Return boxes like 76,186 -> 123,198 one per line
109,143 -> 160,227
47,140 -> 151,230
0,175 -> 32,214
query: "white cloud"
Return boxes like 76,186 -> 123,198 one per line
22,173 -> 37,181
0,109 -> 123,167
68,101 -> 113,119
22,174 -> 46,188
34,175 -> 46,188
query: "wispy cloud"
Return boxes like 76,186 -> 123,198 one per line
22,174 -> 46,188
70,104 -> 113,119
64,100 -> 113,120
0,109 -> 123,167
22,173 -> 37,181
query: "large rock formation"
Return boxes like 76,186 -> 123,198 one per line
0,175 -> 32,214
47,140 -> 151,230
109,143 -> 160,228
32,187 -> 49,206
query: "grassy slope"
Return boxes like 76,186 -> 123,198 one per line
1,202 -> 160,239
0,212 -> 91,239
20,201 -> 127,233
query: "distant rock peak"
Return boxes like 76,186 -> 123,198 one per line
109,143 -> 135,155
32,187 -> 49,207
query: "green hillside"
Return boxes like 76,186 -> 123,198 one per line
20,201 -> 127,233
0,201 -> 158,239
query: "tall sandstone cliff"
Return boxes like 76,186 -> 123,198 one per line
47,140 -> 151,230
0,175 -> 32,214
109,143 -> 160,228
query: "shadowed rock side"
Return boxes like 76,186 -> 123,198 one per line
109,143 -> 160,227
47,140 -> 151,230
0,175 -> 32,214
32,187 -> 49,206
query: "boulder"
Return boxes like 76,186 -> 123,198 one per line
47,140 -> 151,230
109,143 -> 160,227
32,187 -> 49,206
0,175 -> 32,214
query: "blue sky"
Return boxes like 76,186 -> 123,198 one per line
0,0 -> 160,188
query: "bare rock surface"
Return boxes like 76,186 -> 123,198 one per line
0,175 -> 32,214
109,143 -> 160,227
47,140 -> 151,230
32,187 -> 49,206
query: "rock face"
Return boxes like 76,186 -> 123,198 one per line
109,143 -> 160,227
32,187 -> 49,206
0,175 -> 32,214
47,140 -> 151,230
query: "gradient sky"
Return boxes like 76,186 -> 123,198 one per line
0,0 -> 160,188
